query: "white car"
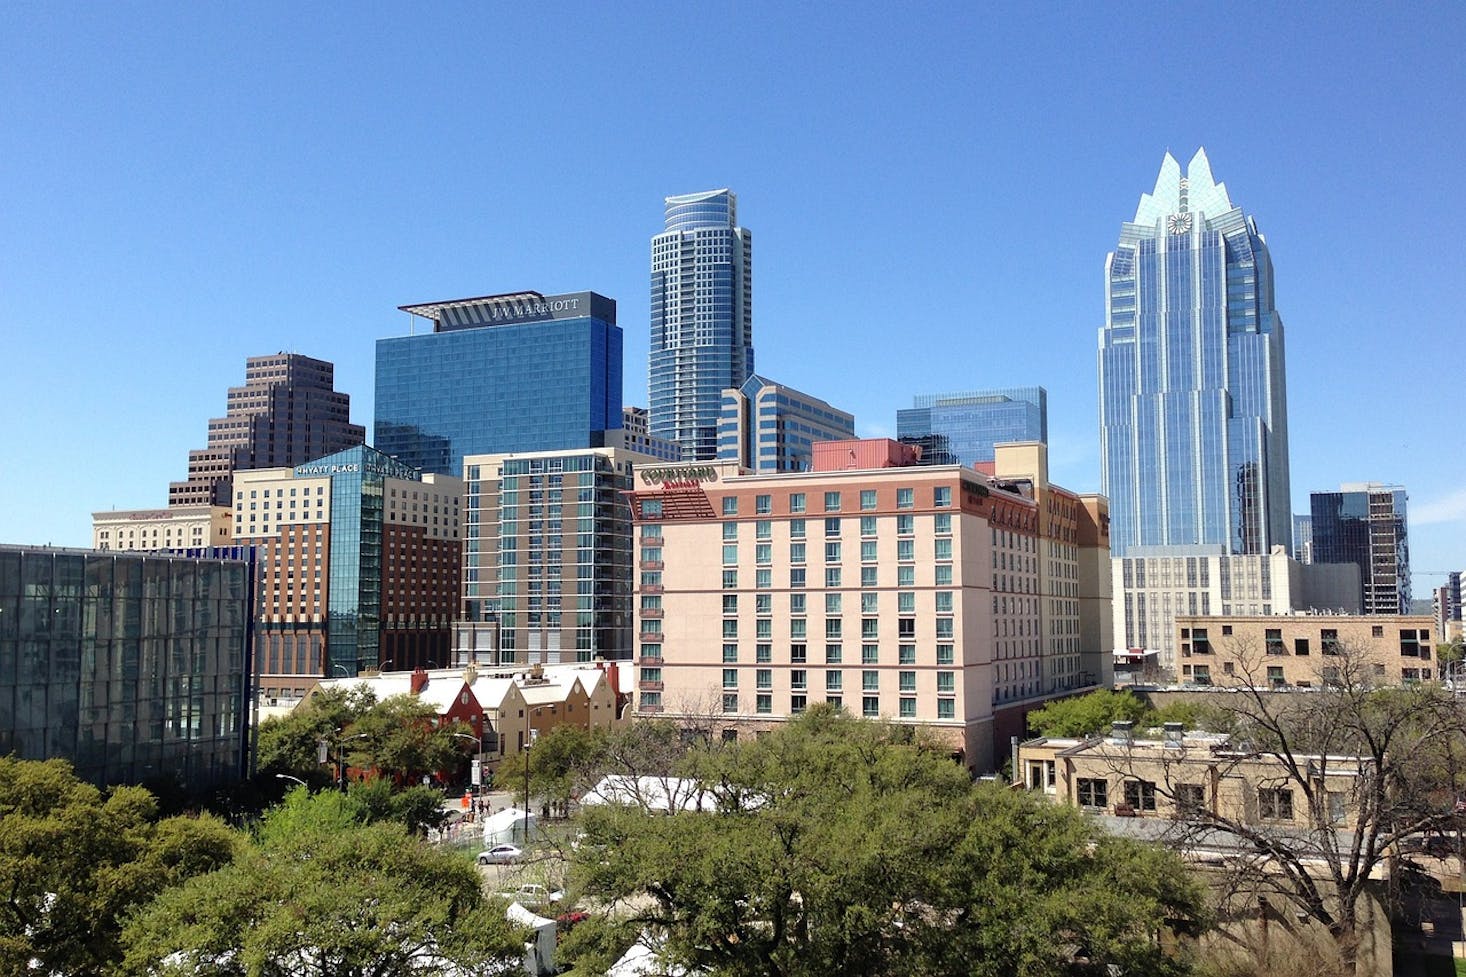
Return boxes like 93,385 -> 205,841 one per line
477,843 -> 522,865
499,883 -> 565,908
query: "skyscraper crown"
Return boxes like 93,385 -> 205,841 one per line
1133,148 -> 1234,225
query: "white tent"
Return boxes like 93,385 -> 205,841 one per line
506,901 -> 557,976
483,805 -> 538,845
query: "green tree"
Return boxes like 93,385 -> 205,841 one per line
0,757 -> 240,976
122,790 -> 524,977
347,693 -> 472,786
347,778 -> 448,836
1026,688 -> 1152,737
494,723 -> 607,815
256,685 -> 375,785
567,707 -> 1207,977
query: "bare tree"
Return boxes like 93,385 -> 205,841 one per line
1106,638 -> 1466,974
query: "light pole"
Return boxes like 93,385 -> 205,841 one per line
333,730 -> 370,792
330,662 -> 350,678
275,773 -> 307,788
449,731 -> 483,791
522,705 -> 547,842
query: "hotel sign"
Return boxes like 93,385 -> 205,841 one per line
640,465 -> 719,488
294,462 -> 361,477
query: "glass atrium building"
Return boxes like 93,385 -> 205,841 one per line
0,545 -> 252,791
376,291 -> 622,476
896,388 -> 1047,467
1099,149 -> 1291,558
649,189 -> 754,460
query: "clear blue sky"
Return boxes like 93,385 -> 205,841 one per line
3,4 -> 1463,597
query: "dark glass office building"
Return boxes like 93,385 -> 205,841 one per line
896,387 -> 1047,468
1310,483 -> 1410,615
0,545 -> 253,791
376,291 -> 622,476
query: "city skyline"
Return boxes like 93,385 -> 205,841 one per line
3,6 -> 1463,596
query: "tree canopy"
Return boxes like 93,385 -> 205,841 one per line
0,757 -> 239,977
121,788 -> 524,977
568,707 -> 1208,977
1026,688 -> 1153,737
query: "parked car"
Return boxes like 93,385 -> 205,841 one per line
497,882 -> 565,908
477,843 -> 523,865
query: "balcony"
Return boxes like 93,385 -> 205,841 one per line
639,631 -> 664,643
641,584 -> 664,594
639,680 -> 664,691
639,654 -> 664,665
639,702 -> 665,714
640,608 -> 664,619
640,560 -> 664,570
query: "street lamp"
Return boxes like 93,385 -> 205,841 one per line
522,705 -> 548,842
330,662 -> 350,677
275,773 -> 307,788
330,730 -> 371,792
449,731 -> 483,790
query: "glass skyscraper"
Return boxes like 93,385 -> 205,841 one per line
376,291 -> 622,476
896,388 -> 1047,467
649,189 -> 754,460
1099,149 -> 1291,558
1310,483 -> 1410,615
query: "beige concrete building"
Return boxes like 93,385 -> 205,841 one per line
1113,546 -> 1361,674
626,439 -> 1111,773
1174,613 -> 1437,688
1017,727 -> 1369,830
92,505 -> 232,552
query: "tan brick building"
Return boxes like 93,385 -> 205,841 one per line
1017,727 -> 1368,830
1174,613 -> 1437,688
92,505 -> 233,552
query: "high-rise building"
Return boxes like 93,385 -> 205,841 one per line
649,189 -> 754,460
0,544 -> 252,790
376,291 -> 623,475
234,445 -> 462,695
717,375 -> 855,473
624,440 -> 1111,773
1310,483 -> 1411,615
454,446 -> 653,666
1292,513 -> 1313,564
896,388 -> 1047,467
1098,149 -> 1291,559
169,353 -> 364,507
606,407 -> 680,462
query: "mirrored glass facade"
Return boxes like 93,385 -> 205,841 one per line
1099,149 -> 1291,558
896,388 -> 1047,467
650,190 -> 754,460
376,291 -> 622,476
1310,484 -> 1410,614
717,374 -> 855,473
0,545 -> 252,791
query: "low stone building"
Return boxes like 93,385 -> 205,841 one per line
1174,613 -> 1437,688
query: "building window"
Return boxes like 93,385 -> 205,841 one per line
1259,788 -> 1294,821
756,669 -> 772,690
1192,628 -> 1210,655
1123,780 -> 1157,812
1321,629 -> 1340,655
860,516 -> 876,537
936,671 -> 954,693
756,694 -> 772,715
936,698 -> 954,719
641,692 -> 662,710
756,643 -> 772,663
791,618 -> 807,639
860,489 -> 877,510
1265,628 -> 1285,655
722,544 -> 738,565
935,592 -> 953,613
896,487 -> 914,509
756,520 -> 772,540
825,568 -> 841,588
863,696 -> 880,718
825,619 -> 843,639
722,569 -> 738,589
1267,665 -> 1284,687
791,694 -> 807,714
899,697 -> 916,718
862,670 -> 879,692
791,669 -> 807,690
860,566 -> 877,587
791,643 -> 807,663
934,486 -> 951,507
790,518 -> 806,539
722,668 -> 738,689
756,494 -> 771,514
1077,778 -> 1108,809
825,518 -> 841,537
825,644 -> 842,664
791,568 -> 806,589
723,594 -> 738,615
789,493 -> 806,514
898,565 -> 915,587
723,643 -> 739,663
860,540 -> 877,562
936,644 -> 954,665
756,544 -> 772,565
723,497 -> 738,516
723,620 -> 739,639
935,565 -> 952,586
1176,783 -> 1206,813
897,539 -> 914,562
825,670 -> 842,691
823,492 -> 841,512
790,542 -> 806,564
934,513 -> 951,534
641,499 -> 663,518
899,670 -> 916,692
722,693 -> 738,714
1400,629 -> 1423,657
723,521 -> 738,540
861,643 -> 879,664
899,644 -> 916,665
896,514 -> 914,536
